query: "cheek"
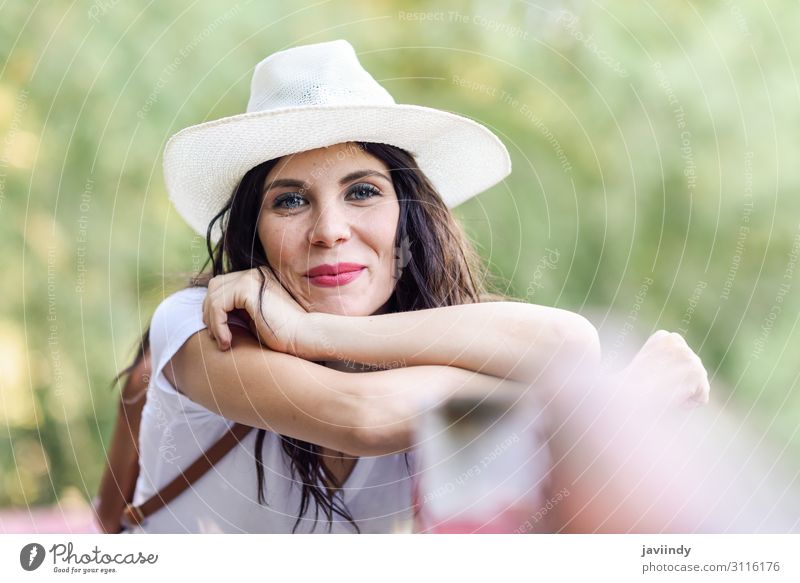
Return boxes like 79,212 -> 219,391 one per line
257,220 -> 296,267
366,204 -> 400,265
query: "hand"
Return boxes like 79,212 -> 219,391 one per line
613,330 -> 710,409
202,266 -> 308,354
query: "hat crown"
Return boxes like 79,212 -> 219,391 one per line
246,39 -> 395,112
164,39 -> 511,244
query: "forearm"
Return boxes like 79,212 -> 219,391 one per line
95,404 -> 141,531
299,302 -> 600,383
347,364 -> 534,456
94,354 -> 149,533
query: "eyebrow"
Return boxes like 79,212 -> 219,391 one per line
263,169 -> 392,193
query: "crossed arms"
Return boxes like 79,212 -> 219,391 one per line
164,301 -> 600,456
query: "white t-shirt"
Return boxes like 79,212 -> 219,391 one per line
130,286 -> 415,533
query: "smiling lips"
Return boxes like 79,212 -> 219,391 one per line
305,262 -> 366,287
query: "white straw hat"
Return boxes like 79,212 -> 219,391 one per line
163,39 -> 511,243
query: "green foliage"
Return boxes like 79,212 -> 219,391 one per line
2,0 -> 798,507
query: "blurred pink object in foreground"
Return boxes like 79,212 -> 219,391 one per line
412,391 -> 552,534
0,505 -> 100,534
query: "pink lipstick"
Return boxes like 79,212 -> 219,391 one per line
305,263 -> 366,287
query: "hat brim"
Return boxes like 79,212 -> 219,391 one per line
163,103 -> 511,243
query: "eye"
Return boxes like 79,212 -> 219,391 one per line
272,193 -> 307,210
348,183 -> 381,201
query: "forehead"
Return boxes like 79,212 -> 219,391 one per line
266,142 -> 388,182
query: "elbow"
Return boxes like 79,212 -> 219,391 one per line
550,311 -> 602,372
346,400 -> 414,457
510,306 -> 602,383
348,426 -> 409,457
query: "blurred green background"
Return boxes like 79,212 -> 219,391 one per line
2,0 -> 799,516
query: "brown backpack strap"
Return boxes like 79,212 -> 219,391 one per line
122,422 -> 254,529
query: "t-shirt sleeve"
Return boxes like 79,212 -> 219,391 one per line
148,286 -> 250,399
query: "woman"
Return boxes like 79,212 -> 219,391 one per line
107,40 -> 708,534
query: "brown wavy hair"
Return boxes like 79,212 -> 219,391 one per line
112,141 -> 513,533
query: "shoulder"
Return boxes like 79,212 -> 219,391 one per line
148,285 -> 251,366
153,286 -> 207,315
148,287 -> 208,346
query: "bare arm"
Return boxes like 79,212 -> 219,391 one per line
167,325 -> 365,455
166,324 -> 549,457
292,302 -> 600,384
201,267 -> 600,386
195,269 -> 601,455
94,350 -> 150,533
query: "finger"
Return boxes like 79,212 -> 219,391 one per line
694,377 -> 711,405
681,375 -> 710,408
641,329 -> 670,352
219,324 -> 232,351
689,368 -> 709,400
208,282 -> 235,350
651,329 -> 670,341
669,332 -> 689,347
209,303 -> 231,351
202,288 -> 213,340
205,275 -> 228,340
206,273 -> 242,349
688,352 -> 709,390
207,272 -> 254,350
679,397 -> 702,410
204,287 -> 222,344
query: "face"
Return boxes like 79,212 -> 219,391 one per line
257,142 -> 401,317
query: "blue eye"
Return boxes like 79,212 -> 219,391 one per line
348,183 -> 381,200
273,193 -> 306,210
272,184 -> 381,210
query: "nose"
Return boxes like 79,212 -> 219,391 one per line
308,200 -> 352,247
